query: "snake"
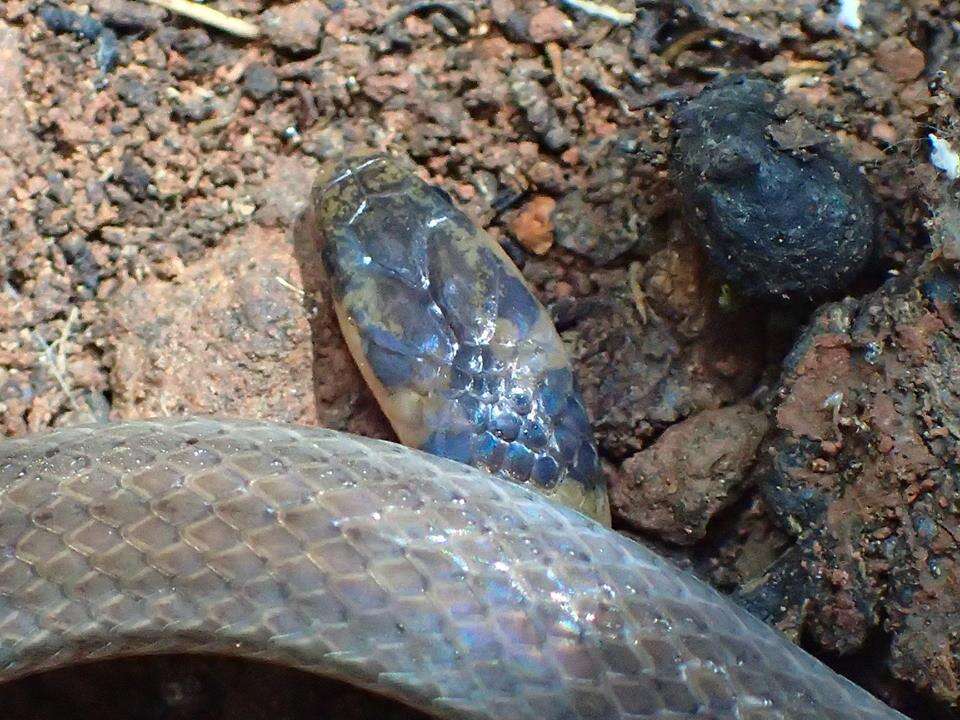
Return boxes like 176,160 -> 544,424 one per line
312,154 -> 608,525
0,155 -> 908,719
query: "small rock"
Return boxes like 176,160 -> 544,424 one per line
171,90 -> 214,122
120,154 -> 152,200
160,27 -> 236,78
2,2 -> 29,21
53,115 -> 93,146
59,236 -> 101,291
527,6 -> 573,44
92,0 -> 164,32
39,205 -> 72,236
610,404 -> 769,545
40,3 -> 102,41
254,155 -> 317,227
116,74 -> 157,109
505,195 -> 556,255
242,63 -> 279,101
261,0 -> 325,55
490,0 -> 533,43
931,201 -> 960,267
553,190 -> 642,264
766,114 -> 827,152
510,73 -> 573,151
875,37 -> 926,83
870,121 -> 897,145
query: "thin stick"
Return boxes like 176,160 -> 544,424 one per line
144,0 -> 261,39
557,0 -> 636,26
32,307 -> 81,412
660,27 -> 716,64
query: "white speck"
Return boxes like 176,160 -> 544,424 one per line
494,561 -> 510,572
348,198 -> 368,224
822,391 -> 844,411
929,134 -> 960,181
426,216 -> 448,228
837,0 -> 862,30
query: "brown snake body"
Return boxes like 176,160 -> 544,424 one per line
0,418 -> 906,719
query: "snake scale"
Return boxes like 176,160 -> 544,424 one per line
0,156 -> 908,719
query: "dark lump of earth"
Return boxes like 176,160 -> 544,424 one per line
670,75 -> 878,301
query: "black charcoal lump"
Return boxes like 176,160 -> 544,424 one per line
670,76 -> 877,300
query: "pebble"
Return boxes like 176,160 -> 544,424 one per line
553,189 -> 642,265
40,3 -> 102,41
116,75 -> 158,109
120,154 -> 152,200
92,0 -> 164,33
875,37 -> 926,83
527,6 -> 574,44
39,3 -> 120,73
510,73 -> 573,152
505,195 -> 556,255
242,63 -> 280,101
0,22 -> 33,199
611,404 -> 769,545
261,0 -> 326,55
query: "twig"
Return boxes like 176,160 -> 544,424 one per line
660,27 -> 716,64
628,262 -> 652,325
275,275 -> 306,300
32,307 -> 81,411
49,306 -> 80,357
556,0 -> 636,26
144,0 -> 261,39
191,91 -> 241,137
383,1 -> 475,36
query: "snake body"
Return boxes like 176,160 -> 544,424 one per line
309,154 -> 609,524
0,418 -> 906,719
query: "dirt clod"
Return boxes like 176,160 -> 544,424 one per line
671,76 -> 878,301
757,259 -> 960,706
261,1 -> 326,55
611,403 -> 769,545
527,6 -> 574,44
505,194 -> 556,255
876,37 -> 927,83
